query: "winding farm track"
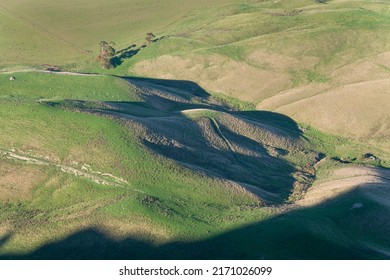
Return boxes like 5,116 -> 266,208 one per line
0,69 -> 100,76
0,148 -> 133,189
0,69 -> 136,189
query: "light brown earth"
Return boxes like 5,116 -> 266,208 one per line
258,50 -> 390,148
275,78 -> 390,142
133,54 -> 292,102
134,48 -> 390,151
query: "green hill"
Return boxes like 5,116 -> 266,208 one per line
0,0 -> 389,259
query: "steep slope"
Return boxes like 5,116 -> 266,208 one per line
0,72 -> 263,255
1,0 -> 390,259
1,71 -> 389,259
128,0 -> 390,154
45,75 -> 318,203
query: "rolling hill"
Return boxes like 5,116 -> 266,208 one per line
0,0 -> 389,259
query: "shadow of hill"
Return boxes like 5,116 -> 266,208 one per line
122,77 -> 225,111
42,76 -> 310,203
0,234 -> 11,249
121,114 -> 298,201
126,77 -> 210,98
233,111 -> 302,139
139,115 -> 297,200
2,182 -> 389,260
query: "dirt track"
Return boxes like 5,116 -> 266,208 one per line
0,69 -> 100,76
0,148 -> 132,189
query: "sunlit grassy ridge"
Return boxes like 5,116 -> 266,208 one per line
0,0 -> 390,259
0,0 -> 241,67
0,71 -> 389,259
124,0 -> 390,152
0,73 -> 264,254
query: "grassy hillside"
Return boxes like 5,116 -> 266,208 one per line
0,0 -> 240,67
125,0 -> 390,149
0,0 -> 390,259
0,72 -> 264,254
0,71 -> 389,258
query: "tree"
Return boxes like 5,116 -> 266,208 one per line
97,41 -> 116,69
145,32 -> 156,45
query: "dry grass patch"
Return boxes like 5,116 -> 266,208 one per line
0,161 -> 48,201
247,49 -> 317,71
134,54 -> 291,102
96,216 -> 171,242
258,83 -> 332,111
297,166 -> 390,207
331,51 -> 390,85
276,78 -> 390,142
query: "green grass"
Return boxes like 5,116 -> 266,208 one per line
210,91 -> 256,111
0,0 -> 241,68
0,72 -> 264,254
0,72 -> 139,101
1,0 -> 390,259
0,71 -> 389,259
303,125 -> 390,167
2,0 -> 389,78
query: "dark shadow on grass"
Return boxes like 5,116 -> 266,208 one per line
42,77 -> 308,203
116,44 -> 137,55
121,77 -> 306,202
232,111 -> 302,138
1,182 -> 390,259
4,75 -> 390,259
0,234 -> 11,249
139,115 -> 298,201
110,36 -> 168,68
126,77 -> 211,99
109,57 -> 122,68
108,44 -> 144,67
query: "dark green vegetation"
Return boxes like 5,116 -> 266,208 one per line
0,0 -> 390,259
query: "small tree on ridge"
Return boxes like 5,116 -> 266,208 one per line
97,41 -> 116,69
145,32 -> 156,45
